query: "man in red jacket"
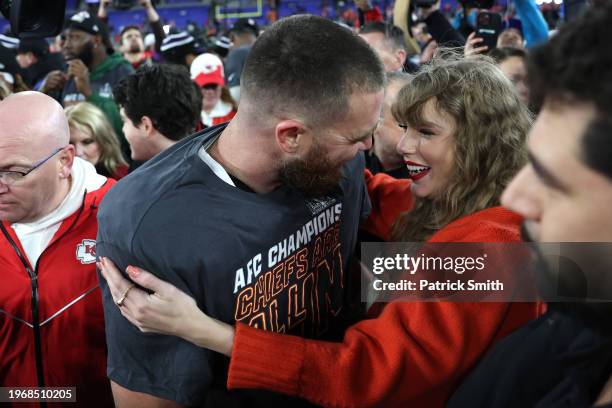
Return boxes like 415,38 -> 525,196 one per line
0,91 -> 115,407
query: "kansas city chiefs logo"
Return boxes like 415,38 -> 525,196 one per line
76,239 -> 97,264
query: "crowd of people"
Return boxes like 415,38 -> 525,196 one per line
0,0 -> 611,407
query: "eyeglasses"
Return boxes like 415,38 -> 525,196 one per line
0,148 -> 64,186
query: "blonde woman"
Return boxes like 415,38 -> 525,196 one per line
65,102 -> 128,179
100,56 -> 543,406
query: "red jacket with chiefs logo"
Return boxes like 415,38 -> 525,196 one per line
0,180 -> 115,408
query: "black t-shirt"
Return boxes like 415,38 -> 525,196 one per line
97,124 -> 371,406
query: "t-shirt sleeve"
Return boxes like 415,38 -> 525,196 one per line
97,229 -> 215,406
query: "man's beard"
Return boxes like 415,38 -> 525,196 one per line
279,141 -> 344,198
76,40 -> 95,67
522,224 -> 612,336
128,42 -> 142,54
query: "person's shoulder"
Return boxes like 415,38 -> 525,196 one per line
431,207 -> 523,243
102,127 -> 220,207
84,177 -> 116,206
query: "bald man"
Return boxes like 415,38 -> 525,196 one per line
0,92 -> 114,407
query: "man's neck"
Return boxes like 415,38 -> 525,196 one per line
89,52 -> 108,72
208,120 -> 280,194
151,136 -> 176,158
25,177 -> 72,225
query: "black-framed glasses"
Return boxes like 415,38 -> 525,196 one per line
0,147 -> 64,186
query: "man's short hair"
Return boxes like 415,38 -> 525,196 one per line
360,22 -> 407,51
120,25 -> 142,42
527,4 -> 612,179
113,64 -> 202,141
241,15 -> 385,128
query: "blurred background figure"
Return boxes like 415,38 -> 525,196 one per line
355,0 -> 383,28
225,18 -> 259,102
40,11 -> 134,165
359,22 -> 412,73
160,30 -> 200,67
98,0 -> 165,69
489,47 -> 529,104
118,25 -> 152,68
16,38 -> 64,91
497,27 -> 524,49
190,53 -> 236,127
411,20 -> 437,65
0,45 -> 28,94
65,101 -> 129,179
366,71 -> 413,180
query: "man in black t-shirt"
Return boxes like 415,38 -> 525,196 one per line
97,15 -> 385,407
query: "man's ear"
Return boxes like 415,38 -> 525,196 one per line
395,48 -> 407,67
58,145 -> 76,179
92,34 -> 103,49
274,119 -> 308,154
139,116 -> 156,137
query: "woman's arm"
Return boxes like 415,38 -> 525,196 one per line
98,257 -> 234,356
98,257 -> 538,407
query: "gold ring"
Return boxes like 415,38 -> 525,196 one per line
115,283 -> 135,307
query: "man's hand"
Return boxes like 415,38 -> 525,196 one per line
139,0 -> 154,8
98,0 -> 111,19
464,32 -> 488,57
67,59 -> 92,99
40,70 -> 68,94
98,257 -> 235,357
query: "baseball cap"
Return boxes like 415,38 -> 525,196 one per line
65,11 -> 103,35
17,38 -> 50,58
190,53 -> 225,87
230,18 -> 259,37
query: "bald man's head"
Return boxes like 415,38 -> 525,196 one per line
0,92 -> 70,156
0,92 -> 75,223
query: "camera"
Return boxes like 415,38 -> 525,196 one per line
0,0 -> 66,37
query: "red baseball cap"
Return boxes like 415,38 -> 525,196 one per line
190,53 -> 225,87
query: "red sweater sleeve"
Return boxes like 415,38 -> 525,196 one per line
229,301 -> 540,407
361,170 -> 413,241
227,208 -> 543,407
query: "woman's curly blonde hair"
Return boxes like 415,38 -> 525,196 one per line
391,53 -> 533,242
